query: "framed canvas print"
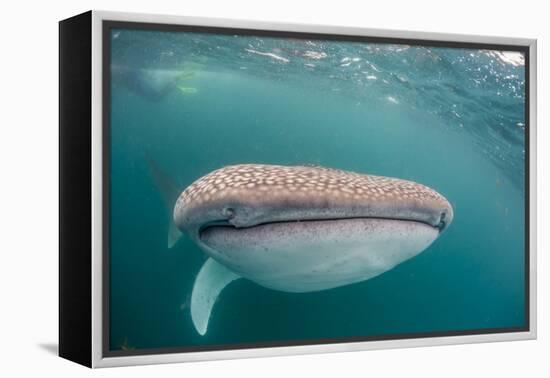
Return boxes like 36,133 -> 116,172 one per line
59,10 -> 537,368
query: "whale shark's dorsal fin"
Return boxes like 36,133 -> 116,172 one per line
191,258 -> 241,335
145,154 -> 183,248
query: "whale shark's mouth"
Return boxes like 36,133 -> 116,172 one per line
198,214 -> 446,242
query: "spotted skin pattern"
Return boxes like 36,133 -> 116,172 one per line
178,164 -> 446,204
174,164 -> 453,238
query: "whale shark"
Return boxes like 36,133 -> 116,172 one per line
148,162 -> 454,336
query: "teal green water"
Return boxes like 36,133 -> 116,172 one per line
108,29 -> 526,352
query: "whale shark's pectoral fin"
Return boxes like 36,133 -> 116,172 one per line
145,153 -> 183,248
191,258 -> 241,336
167,221 -> 183,249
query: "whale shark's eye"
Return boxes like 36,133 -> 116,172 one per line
437,212 -> 447,232
223,207 -> 235,219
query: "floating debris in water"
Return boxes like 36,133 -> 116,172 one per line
120,337 -> 135,351
180,293 -> 192,312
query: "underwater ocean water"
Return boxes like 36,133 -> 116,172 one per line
108,28 -> 526,353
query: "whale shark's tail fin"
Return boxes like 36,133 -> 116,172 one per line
191,258 -> 241,335
145,154 -> 183,248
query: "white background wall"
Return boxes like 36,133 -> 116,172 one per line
0,0 -> 546,376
